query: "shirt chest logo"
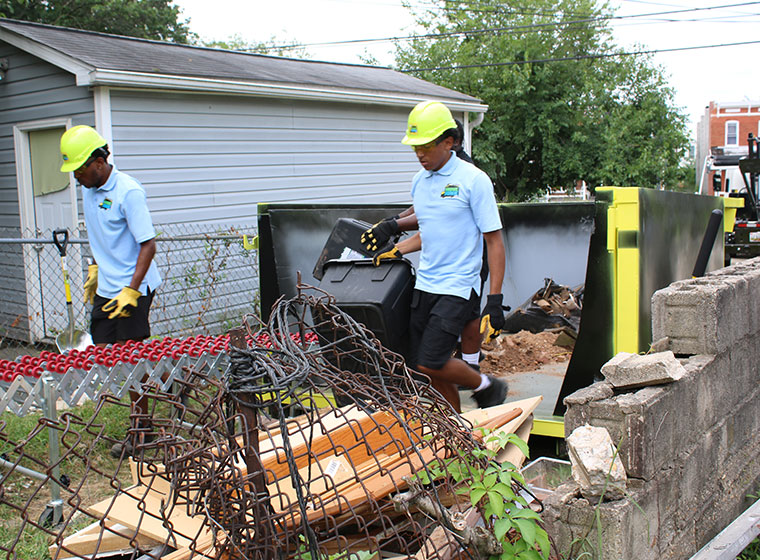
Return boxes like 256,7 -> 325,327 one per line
98,198 -> 112,210
441,184 -> 460,198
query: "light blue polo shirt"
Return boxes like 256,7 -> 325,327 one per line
411,152 -> 502,299
82,167 -> 162,299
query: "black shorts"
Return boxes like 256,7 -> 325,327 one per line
409,289 -> 480,370
91,289 -> 155,344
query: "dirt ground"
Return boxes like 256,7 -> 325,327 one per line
480,330 -> 572,375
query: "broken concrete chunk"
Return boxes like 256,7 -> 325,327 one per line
566,424 -> 627,502
600,350 -> 686,389
600,352 -> 635,378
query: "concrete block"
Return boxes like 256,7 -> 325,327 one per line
544,482 -> 659,560
692,352 -> 735,434
563,381 -> 615,407
659,520 -> 697,560
655,463 -> 683,552
564,386 -> 623,439
567,425 -> 627,502
601,351 -> 686,389
651,279 -> 742,356
731,385 -> 760,450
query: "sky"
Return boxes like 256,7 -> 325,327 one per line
173,0 -> 760,138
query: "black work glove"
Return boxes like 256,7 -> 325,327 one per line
372,244 -> 403,266
480,294 -> 505,342
360,217 -> 400,252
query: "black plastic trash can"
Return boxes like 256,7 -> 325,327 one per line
318,258 -> 415,357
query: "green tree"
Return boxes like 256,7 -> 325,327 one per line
0,0 -> 191,43
199,33 -> 312,59
394,0 -> 689,199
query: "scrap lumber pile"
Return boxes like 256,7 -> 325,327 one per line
0,288 -> 539,560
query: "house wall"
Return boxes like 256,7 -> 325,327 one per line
0,42 -> 94,228
104,90 -> 423,338
0,41 -> 94,341
702,101 -> 760,194
707,101 -> 760,149
108,90 -> 420,226
0,45 -> 451,343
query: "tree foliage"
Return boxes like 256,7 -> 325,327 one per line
0,0 -> 191,43
394,0 -> 690,199
199,33 -> 312,59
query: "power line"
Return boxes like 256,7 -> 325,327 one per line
400,38 -> 760,72
255,0 -> 760,52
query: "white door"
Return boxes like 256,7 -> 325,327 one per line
14,120 -> 85,343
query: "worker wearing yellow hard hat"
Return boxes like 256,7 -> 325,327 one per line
363,100 -> 508,413
59,125 -> 162,458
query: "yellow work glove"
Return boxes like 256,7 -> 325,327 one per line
480,294 -> 506,342
361,217 -> 400,252
83,264 -> 98,304
102,287 -> 142,319
372,245 -> 403,266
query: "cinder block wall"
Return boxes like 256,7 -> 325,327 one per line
543,257 -> 760,559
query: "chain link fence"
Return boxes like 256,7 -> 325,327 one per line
0,223 -> 259,356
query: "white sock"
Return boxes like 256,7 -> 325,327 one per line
475,374 -> 491,392
462,352 -> 480,366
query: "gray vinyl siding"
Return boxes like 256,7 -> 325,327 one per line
0,42 -> 94,342
0,43 -> 93,228
109,90 -> 418,226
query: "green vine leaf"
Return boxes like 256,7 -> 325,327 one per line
511,508 -> 541,521
514,518 -> 536,547
470,487 -> 487,506
494,517 -> 511,542
488,490 -> 506,518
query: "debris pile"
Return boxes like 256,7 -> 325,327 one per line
503,278 -> 583,335
0,287 -> 540,559
481,330 -> 572,374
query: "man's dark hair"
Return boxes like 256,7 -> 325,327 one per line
438,127 -> 458,143
454,119 -> 465,145
91,145 -> 110,161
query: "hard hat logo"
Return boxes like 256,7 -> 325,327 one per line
60,125 -> 107,173
401,101 -> 456,146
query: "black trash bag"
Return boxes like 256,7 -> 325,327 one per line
503,278 -> 583,334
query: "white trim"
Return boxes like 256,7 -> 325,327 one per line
0,28 -> 92,80
93,87 -> 113,149
725,120 -> 739,146
83,69 -> 488,112
13,117 -> 78,342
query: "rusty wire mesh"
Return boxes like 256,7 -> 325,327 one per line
0,286 -> 525,560
0,223 -> 259,356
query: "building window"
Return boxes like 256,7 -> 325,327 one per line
725,121 -> 739,145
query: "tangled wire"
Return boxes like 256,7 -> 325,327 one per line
0,286 -> 521,560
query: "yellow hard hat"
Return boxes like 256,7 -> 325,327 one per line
60,125 -> 107,172
401,101 -> 457,146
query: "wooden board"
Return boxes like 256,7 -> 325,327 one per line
497,414 -> 533,467
86,486 -> 210,549
82,400 -> 539,559
461,396 -> 542,453
49,521 -> 160,559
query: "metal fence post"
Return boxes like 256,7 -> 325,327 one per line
42,374 -> 64,526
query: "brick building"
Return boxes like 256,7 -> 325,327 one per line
696,100 -> 760,194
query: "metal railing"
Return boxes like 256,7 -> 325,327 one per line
0,223 -> 260,354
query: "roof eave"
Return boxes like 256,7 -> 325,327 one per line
0,26 -> 93,80
84,69 -> 488,112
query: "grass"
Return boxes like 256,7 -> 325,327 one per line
739,538 -> 760,560
0,396 -> 134,559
